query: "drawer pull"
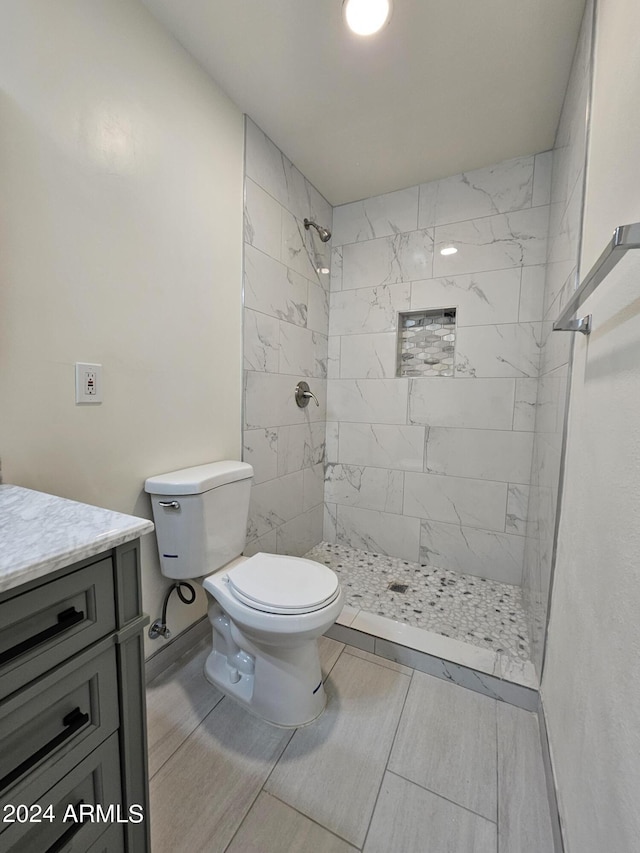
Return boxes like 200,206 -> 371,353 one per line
0,707 -> 90,792
0,606 -> 85,667
45,800 -> 87,853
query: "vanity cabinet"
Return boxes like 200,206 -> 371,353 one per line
0,539 -> 150,853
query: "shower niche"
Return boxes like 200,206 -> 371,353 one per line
396,307 -> 457,377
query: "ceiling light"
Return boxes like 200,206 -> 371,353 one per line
343,0 -> 392,36
440,246 -> 458,256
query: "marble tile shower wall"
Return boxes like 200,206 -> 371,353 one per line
325,156 -> 552,585
523,0 -> 593,674
242,117 -> 332,557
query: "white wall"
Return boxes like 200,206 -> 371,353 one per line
0,0 -> 244,655
542,0 -> 640,849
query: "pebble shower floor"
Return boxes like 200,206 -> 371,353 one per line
304,542 -> 531,662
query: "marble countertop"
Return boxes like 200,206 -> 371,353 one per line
0,484 -> 154,594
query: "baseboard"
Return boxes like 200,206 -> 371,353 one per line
538,698 -> 566,853
145,616 -> 209,684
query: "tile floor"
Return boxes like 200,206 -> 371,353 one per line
147,635 -> 554,852
304,542 -> 531,662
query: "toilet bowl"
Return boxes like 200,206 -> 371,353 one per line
204,552 -> 343,726
144,461 -> 344,727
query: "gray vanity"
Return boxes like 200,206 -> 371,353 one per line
0,485 -> 154,853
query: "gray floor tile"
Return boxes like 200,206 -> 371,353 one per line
146,638 -> 224,778
150,697 -> 291,853
363,772 -> 497,853
389,670 -> 498,820
265,652 -> 410,847
227,792 -> 357,853
497,703 -> 554,852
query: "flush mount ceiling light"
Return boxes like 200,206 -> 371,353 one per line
440,246 -> 458,256
343,0 -> 393,36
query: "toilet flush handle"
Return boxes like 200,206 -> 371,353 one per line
158,500 -> 180,509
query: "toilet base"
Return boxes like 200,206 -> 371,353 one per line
204,605 -> 327,727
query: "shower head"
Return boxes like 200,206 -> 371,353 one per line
304,218 -> 332,243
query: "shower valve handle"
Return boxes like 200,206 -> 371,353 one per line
295,381 -> 319,408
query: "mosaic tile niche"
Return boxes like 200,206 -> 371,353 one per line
397,308 -> 456,377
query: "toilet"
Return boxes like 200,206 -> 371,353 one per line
144,460 -> 343,727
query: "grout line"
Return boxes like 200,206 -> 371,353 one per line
385,769 -> 499,827
264,791 -> 361,849
360,668 -> 415,851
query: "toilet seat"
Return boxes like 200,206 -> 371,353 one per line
226,553 -> 340,615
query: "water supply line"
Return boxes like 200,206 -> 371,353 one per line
149,581 -> 197,640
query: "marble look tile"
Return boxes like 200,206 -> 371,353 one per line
426,427 -> 534,484
307,280 -> 330,335
338,332 -> 397,378
342,230 -> 434,290
338,423 -> 425,472
244,117 -> 289,207
329,282 -> 410,336
389,671 -> 497,819
243,428 -> 278,485
323,501 -> 338,543
325,622 -> 375,652
244,177 -> 282,258
497,704 -> 554,852
277,421 -> 325,476
325,421 -> 339,464
303,463 -> 325,511
420,519 -> 525,585
343,645 -> 413,676
330,246 -> 343,291
417,179 -> 438,229
332,186 -> 419,245
150,697 -> 291,853
276,505 -> 324,557
506,485 -> 531,535
244,243 -> 307,327
532,151 -> 553,207
146,639 -> 224,779
328,378 -> 409,425
243,309 -> 280,373
247,471 -> 304,539
282,209 -> 325,284
411,268 -> 521,326
279,322 -> 326,378
335,604 -> 359,627
265,653 -> 410,848
227,792 -> 357,853
325,464 -> 404,514
513,378 -> 539,431
519,265 -> 546,322
327,335 -> 341,379
435,156 -> 534,225
404,472 -> 507,532
409,377 -> 515,430
373,638 -> 538,710
433,207 -> 550,277
244,372 -> 325,429
454,323 -> 541,378
243,528 -> 277,557
363,772 -> 497,853
336,506 -> 421,563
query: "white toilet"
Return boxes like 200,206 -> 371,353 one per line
144,460 -> 343,727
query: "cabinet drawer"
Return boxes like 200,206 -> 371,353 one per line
0,560 -> 116,700
85,822 -> 124,853
0,732 -> 123,853
0,642 -> 119,807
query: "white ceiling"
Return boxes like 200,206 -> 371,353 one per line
142,0 -> 586,206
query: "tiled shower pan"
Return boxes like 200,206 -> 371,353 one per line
305,542 -> 539,710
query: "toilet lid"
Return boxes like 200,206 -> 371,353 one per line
227,553 -> 340,614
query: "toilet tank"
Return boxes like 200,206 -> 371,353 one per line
144,461 -> 253,579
